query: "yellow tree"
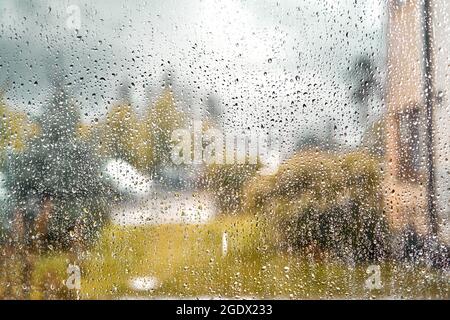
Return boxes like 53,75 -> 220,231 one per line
0,96 -> 35,165
144,89 -> 185,169
100,103 -> 150,169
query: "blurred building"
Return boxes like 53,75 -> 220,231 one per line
384,0 -> 449,244
384,0 -> 429,236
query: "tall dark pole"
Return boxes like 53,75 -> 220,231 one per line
423,0 -> 438,236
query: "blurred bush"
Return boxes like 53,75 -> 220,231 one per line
243,151 -> 389,262
202,164 -> 259,214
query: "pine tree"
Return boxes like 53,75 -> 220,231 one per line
4,86 -> 110,248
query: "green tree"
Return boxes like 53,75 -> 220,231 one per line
4,87 -> 111,249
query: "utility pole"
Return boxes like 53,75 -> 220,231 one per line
423,0 -> 438,236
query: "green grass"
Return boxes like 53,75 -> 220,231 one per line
1,215 -> 448,299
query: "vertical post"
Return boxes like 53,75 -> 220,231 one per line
423,0 -> 438,236
222,231 -> 228,256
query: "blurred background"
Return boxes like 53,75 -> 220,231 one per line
0,0 -> 448,299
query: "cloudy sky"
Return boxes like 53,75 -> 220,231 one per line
0,0 -> 387,152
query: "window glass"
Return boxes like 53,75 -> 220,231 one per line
0,0 -> 448,299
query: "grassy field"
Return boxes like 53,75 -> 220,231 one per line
1,215 -> 448,299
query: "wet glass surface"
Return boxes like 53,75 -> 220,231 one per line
0,0 -> 448,299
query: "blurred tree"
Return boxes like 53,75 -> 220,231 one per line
351,55 -> 380,133
0,95 -> 36,242
98,85 -> 185,175
203,164 -> 259,214
0,95 -> 35,167
144,88 -> 185,171
4,87 -> 111,249
100,103 -> 151,170
98,79 -> 150,170
205,93 -> 222,123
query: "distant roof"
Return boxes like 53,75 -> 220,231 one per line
102,159 -> 153,197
